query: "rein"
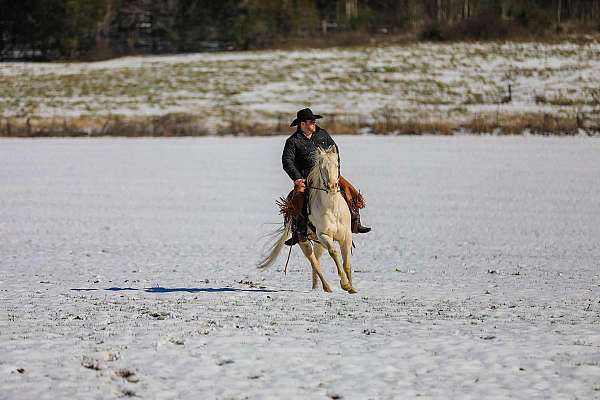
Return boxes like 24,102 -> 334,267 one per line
306,167 -> 340,193
306,186 -> 329,192
307,186 -> 339,193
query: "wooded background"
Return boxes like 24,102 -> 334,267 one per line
1,0 -> 599,60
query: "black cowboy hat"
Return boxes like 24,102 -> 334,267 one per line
290,108 -> 322,127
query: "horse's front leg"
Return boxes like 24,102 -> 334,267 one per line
312,242 -> 325,290
317,233 -> 350,291
340,236 -> 357,294
298,240 -> 332,293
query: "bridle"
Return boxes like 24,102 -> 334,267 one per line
308,161 -> 339,194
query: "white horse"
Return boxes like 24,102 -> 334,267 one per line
259,146 -> 356,294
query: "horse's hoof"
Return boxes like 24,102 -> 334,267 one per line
323,286 -> 333,293
340,280 -> 352,291
347,287 -> 358,294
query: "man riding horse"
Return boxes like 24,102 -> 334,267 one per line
282,108 -> 371,246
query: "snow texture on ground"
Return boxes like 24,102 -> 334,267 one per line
1,136 -> 599,399
2,42 -> 600,126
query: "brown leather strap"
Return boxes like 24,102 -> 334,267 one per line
339,175 -> 366,209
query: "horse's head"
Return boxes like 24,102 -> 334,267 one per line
313,146 -> 339,193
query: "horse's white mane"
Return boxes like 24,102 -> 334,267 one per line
307,146 -> 338,188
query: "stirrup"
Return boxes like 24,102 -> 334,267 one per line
356,225 -> 371,234
284,236 -> 298,246
352,218 -> 371,234
285,229 -> 301,246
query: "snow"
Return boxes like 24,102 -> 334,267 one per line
1,136 -> 599,399
2,42 -> 599,127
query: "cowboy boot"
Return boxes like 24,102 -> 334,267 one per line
350,207 -> 371,234
284,231 -> 298,247
284,186 -> 307,246
285,217 -> 308,246
284,217 -> 299,246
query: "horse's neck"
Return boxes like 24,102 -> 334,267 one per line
310,186 -> 342,213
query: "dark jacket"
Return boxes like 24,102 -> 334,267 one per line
282,126 -> 340,181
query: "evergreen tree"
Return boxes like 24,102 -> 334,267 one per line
2,0 -> 600,60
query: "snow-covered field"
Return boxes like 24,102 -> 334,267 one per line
1,136 -> 599,399
2,42 -> 600,129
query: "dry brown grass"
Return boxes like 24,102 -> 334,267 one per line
464,112 -> 593,135
0,114 -> 211,137
323,114 -> 366,135
264,32 -> 417,51
534,94 -> 590,107
1,110 -> 598,137
218,111 -> 287,136
369,105 -> 457,135
372,119 -> 456,135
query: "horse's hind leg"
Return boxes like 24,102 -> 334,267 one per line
299,240 -> 332,293
341,237 -> 357,294
318,233 -> 351,291
312,242 -> 325,290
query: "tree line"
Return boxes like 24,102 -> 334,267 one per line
1,0 -> 599,60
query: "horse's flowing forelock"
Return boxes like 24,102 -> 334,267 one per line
307,148 -> 338,188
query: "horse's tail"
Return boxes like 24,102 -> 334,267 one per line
257,220 -> 292,269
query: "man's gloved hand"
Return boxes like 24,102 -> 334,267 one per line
294,178 -> 306,193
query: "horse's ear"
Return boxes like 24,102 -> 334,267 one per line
327,145 -> 337,154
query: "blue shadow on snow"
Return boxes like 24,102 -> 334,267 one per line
71,286 -> 279,293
